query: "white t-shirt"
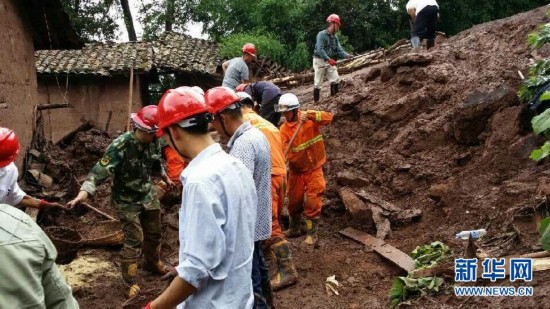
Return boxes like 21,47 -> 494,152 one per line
406,0 -> 439,16
0,163 -> 26,206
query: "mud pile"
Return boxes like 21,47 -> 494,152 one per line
297,6 -> 550,254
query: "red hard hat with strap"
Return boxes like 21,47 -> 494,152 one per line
242,43 -> 257,57
205,87 -> 241,114
326,14 -> 341,26
131,105 -> 159,133
156,87 -> 210,137
0,127 -> 19,167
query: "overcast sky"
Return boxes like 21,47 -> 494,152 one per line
114,1 -> 207,41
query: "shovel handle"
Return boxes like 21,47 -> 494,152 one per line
284,121 -> 304,157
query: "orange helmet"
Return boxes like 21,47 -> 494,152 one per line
205,87 -> 241,114
242,43 -> 257,57
156,87 -> 210,137
131,105 -> 159,133
0,128 -> 19,167
326,14 -> 341,26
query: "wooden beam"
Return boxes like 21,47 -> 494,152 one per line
340,227 -> 416,272
37,103 -> 73,110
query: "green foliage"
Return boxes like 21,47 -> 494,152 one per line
137,0 -> 196,41
389,241 -> 449,307
148,74 -> 176,105
411,241 -> 451,269
529,23 -> 550,49
389,276 -> 444,308
539,217 -> 550,251
60,0 -> 119,42
218,33 -> 286,65
532,106 -> 550,135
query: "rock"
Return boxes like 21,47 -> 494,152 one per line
380,66 -> 395,82
336,171 -> 370,188
364,67 -> 381,82
428,183 -> 451,201
389,53 -> 433,68
26,170 -> 53,188
451,86 -> 518,145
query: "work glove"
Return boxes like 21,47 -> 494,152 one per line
328,58 -> 337,66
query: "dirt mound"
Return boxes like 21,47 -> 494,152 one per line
278,5 -> 550,308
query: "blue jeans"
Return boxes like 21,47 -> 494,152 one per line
252,241 -> 271,308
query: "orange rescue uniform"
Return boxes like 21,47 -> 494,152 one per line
163,146 -> 188,184
280,110 -> 333,219
243,110 -> 287,240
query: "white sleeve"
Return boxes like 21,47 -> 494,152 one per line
1,166 -> 26,206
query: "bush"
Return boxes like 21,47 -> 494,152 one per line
218,33 -> 287,67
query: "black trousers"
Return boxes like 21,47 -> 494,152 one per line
412,5 -> 439,43
259,94 -> 282,127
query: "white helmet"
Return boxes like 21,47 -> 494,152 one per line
191,86 -> 205,96
276,93 -> 300,112
236,91 -> 252,100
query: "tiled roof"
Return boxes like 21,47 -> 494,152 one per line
35,31 -> 291,77
35,42 -> 153,76
153,31 -> 221,74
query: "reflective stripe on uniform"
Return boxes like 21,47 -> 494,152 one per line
253,122 -> 279,132
315,111 -> 321,122
291,135 -> 323,153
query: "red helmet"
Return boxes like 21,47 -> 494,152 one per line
205,87 -> 241,114
156,87 -> 210,137
236,84 -> 248,92
326,14 -> 341,26
131,105 -> 159,133
242,43 -> 257,57
0,127 -> 19,167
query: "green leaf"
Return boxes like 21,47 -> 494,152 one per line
532,108 -> 550,135
389,277 -> 406,308
541,91 -> 550,102
540,217 -> 550,251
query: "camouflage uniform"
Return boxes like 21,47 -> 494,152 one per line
80,131 -> 165,289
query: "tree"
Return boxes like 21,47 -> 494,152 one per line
119,0 -> 137,41
138,0 -> 197,40
61,0 -> 119,42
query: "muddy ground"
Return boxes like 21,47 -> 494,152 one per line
28,5 -> 550,308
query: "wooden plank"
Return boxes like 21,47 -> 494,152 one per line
339,227 -> 415,272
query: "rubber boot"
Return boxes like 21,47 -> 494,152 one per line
284,213 -> 303,238
426,39 -> 435,50
304,217 -> 320,245
313,88 -> 320,103
330,83 -> 339,96
121,258 -> 140,298
143,244 -> 170,275
411,36 -> 420,49
270,239 -> 298,291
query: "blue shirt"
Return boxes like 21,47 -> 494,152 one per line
227,122 -> 272,241
176,143 -> 256,309
313,30 -> 349,61
222,57 -> 250,89
245,81 -> 283,106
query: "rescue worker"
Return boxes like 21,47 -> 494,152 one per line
237,91 -> 299,291
145,87 -> 256,308
406,0 -> 439,50
0,127 -> 66,210
205,87 -> 273,308
313,14 -> 352,103
66,105 -> 170,298
0,203 -> 79,308
277,93 -> 333,245
222,43 -> 256,90
236,81 -> 283,126
155,86 -> 202,203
